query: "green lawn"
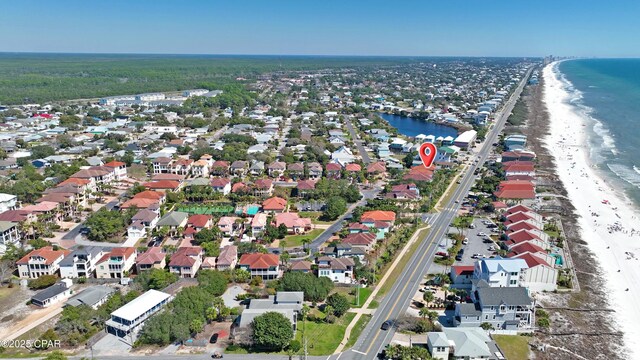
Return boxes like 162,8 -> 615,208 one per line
353,287 -> 373,308
344,315 -> 371,350
226,313 -> 355,356
297,312 -> 355,355
299,211 -> 334,225
493,335 -> 530,360
283,229 -> 324,248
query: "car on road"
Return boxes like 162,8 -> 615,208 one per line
211,352 -> 223,359
381,320 -> 394,330
454,200 -> 459,204
477,232 -> 487,237
79,227 -> 90,235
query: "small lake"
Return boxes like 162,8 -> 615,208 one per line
379,113 -> 458,139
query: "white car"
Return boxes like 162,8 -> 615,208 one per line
477,232 -> 487,237
462,238 -> 469,245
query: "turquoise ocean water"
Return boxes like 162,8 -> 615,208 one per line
559,59 -> 640,206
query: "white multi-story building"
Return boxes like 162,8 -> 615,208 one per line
106,289 -> 172,339
472,258 -> 528,292
60,247 -> 105,278
0,193 -> 18,213
95,247 -> 137,279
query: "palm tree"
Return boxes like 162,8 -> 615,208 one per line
423,291 -> 434,307
301,237 -> 311,251
419,307 -> 430,319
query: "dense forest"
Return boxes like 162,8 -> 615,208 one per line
0,53 -> 414,104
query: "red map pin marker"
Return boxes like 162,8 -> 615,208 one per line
419,143 -> 437,168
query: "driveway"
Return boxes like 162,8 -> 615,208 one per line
221,285 -> 245,309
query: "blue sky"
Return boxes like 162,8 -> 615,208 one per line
1,0 -> 639,57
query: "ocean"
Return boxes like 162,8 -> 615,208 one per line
378,113 -> 458,139
558,59 -> 640,206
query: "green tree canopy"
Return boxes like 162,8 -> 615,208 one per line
252,311 -> 293,351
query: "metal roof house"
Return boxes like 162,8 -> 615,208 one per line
105,289 -> 172,339
65,285 -> 115,310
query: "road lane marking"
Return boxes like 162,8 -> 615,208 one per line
352,350 -> 367,355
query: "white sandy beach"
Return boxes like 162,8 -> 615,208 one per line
543,61 -> 640,360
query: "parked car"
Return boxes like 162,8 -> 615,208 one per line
211,352 -> 223,359
209,333 -> 219,344
79,227 -> 90,235
469,223 -> 476,229
436,251 -> 448,257
477,232 -> 487,237
462,238 -> 469,245
381,320 -> 394,330
483,238 -> 494,243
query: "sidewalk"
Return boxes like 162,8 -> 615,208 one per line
333,224 -> 430,354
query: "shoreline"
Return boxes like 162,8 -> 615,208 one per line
543,61 -> 640,359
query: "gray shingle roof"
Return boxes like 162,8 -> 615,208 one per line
476,286 -> 532,306
32,283 -> 69,302
65,286 -> 115,308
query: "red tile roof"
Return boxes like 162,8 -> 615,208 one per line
17,246 -> 70,265
133,190 -> 165,200
254,179 -> 273,189
361,210 -> 396,222
0,210 -> 31,222
210,178 -> 231,188
296,180 -> 316,190
326,163 -> 342,171
508,242 -> 545,257
342,232 -> 376,246
345,163 -> 362,172
104,161 -> 126,168
513,252 -> 551,268
263,196 -> 287,211
188,214 -> 212,228
451,265 -> 475,276
143,180 -> 180,190
494,180 -> 535,199
366,161 -> 386,174
239,253 -> 279,269
404,165 -> 434,181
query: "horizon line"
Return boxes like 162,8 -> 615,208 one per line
0,51 -> 550,59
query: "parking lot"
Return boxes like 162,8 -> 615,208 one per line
454,217 -> 500,266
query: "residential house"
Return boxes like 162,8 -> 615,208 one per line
106,289 -> 172,338
0,193 -> 17,213
210,160 -> 230,176
169,246 -> 203,278
325,162 -> 342,179
136,247 -> 167,272
263,197 -> 287,213
211,178 -> 231,195
156,211 -> 189,233
267,161 -> 286,178
455,285 -> 535,330
287,163 -> 304,180
216,245 -> 238,270
366,161 -> 386,178
65,285 -> 115,310
450,265 -> 475,290
0,221 -> 21,252
251,213 -> 268,236
187,214 -> 213,230
472,258 -> 529,292
95,247 -> 137,279
274,212 -> 312,234
290,260 -> 312,273
253,179 -> 274,197
230,160 -> 248,177
59,246 -> 104,279
342,232 -> 376,252
238,253 -> 280,280
152,157 -> 173,174
307,162 -> 323,179
424,327 -> 500,360
191,160 -> 210,177
238,291 -> 303,332
17,246 -> 70,279
31,280 -> 73,308
316,256 -> 355,284
104,161 -> 127,181
296,180 -> 316,198
218,216 -> 241,236
249,161 -> 265,176
169,158 -> 193,175
385,183 -> 420,201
